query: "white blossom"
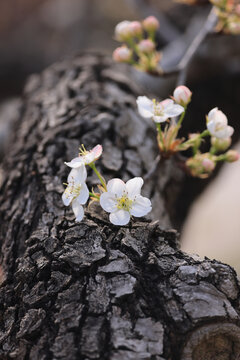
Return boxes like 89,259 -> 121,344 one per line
65,144 -> 102,169
136,96 -> 184,123
173,85 -> 192,106
62,165 -> 89,222
100,177 -> 152,226
207,108 -> 234,139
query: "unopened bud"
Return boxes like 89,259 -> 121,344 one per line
173,85 -> 192,106
225,150 -> 240,162
142,16 -> 160,32
202,158 -> 215,172
235,5 -> 240,16
113,46 -> 132,63
114,21 -> 131,41
128,21 -> 143,37
211,136 -> 231,152
138,39 -> 155,54
227,21 -> 240,35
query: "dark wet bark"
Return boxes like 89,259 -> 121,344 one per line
0,53 -> 240,360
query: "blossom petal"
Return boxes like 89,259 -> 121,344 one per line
92,145 -> 103,160
226,126 -> 234,138
100,192 -> 117,213
107,178 -> 126,197
160,99 -> 174,109
126,177 -> 144,199
67,165 -> 87,184
153,114 -> 169,123
62,189 -> 73,206
110,209 -> 130,225
65,157 -> 84,168
76,182 -> 89,204
130,196 -> 152,217
72,199 -> 84,222
136,96 -> 153,118
165,104 -> 184,117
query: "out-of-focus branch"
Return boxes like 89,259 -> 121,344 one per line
161,7 -> 218,84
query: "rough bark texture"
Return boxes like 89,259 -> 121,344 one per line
0,54 -> 240,360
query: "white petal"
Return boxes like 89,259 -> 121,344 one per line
62,189 -> 73,206
107,178 -> 126,197
153,114 -> 169,123
67,165 -> 87,184
92,144 -> 103,160
165,104 -> 184,117
100,192 -> 117,212
226,126 -> 234,138
208,107 -> 218,121
110,209 -> 130,226
130,196 -> 152,217
65,157 -> 84,168
136,96 -> 154,118
126,177 -> 143,199
207,120 -> 216,135
76,183 -> 89,204
72,199 -> 84,222
160,99 -> 174,109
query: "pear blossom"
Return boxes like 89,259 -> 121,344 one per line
142,16 -> 160,32
114,21 -> 132,41
138,39 -> 155,54
62,165 -> 89,222
136,96 -> 184,123
225,150 -> 240,162
207,108 -> 234,139
113,46 -> 132,63
65,144 -> 102,169
100,177 -> 152,226
173,85 -> 192,107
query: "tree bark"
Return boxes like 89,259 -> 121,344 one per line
0,53 -> 240,360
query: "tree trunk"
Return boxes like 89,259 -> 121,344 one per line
0,53 -> 240,360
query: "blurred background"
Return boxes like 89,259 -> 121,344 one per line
0,0 -> 240,272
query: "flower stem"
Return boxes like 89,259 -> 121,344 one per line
89,163 -> 107,191
156,123 -> 165,151
177,109 -> 186,129
89,192 -> 100,200
199,129 -> 210,138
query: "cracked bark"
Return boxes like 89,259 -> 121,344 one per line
0,53 -> 240,360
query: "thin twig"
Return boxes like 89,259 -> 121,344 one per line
143,154 -> 161,181
161,7 -> 218,84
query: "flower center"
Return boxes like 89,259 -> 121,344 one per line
153,99 -> 164,117
116,195 -> 133,211
66,183 -> 82,199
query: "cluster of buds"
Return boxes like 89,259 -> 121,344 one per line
62,145 -> 152,225
137,85 -> 239,178
113,16 -> 162,74
210,0 -> 240,34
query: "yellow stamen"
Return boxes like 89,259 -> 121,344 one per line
116,196 -> 133,211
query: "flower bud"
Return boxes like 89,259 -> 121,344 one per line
113,46 -> 132,63
142,16 -> 160,32
225,150 -> 240,162
173,85 -> 192,106
128,21 -> 143,37
227,21 -> 240,35
211,136 -> 231,152
202,158 -> 215,172
235,5 -> 240,16
188,133 -> 201,149
114,21 -> 131,41
138,39 -> 155,54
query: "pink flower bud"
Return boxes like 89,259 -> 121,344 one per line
128,21 -> 143,37
143,16 -> 160,32
202,158 -> 215,172
138,39 -> 155,54
113,46 -> 132,63
227,22 -> 240,35
225,150 -> 240,162
235,4 -> 240,16
173,85 -> 192,106
114,21 -> 132,41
